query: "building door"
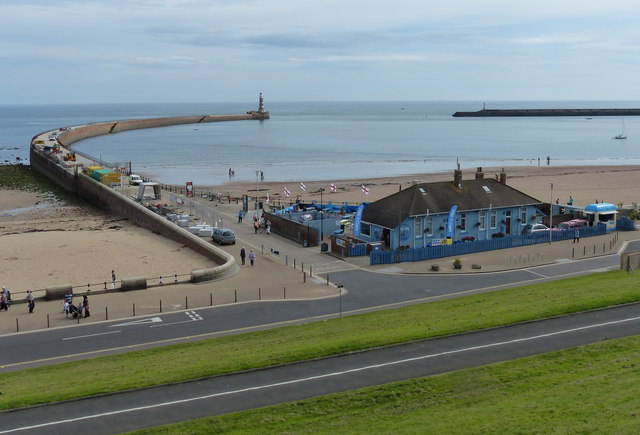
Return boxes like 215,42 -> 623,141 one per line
505,211 -> 512,235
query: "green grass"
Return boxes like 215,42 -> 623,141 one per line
0,270 -> 639,411
129,335 -> 640,434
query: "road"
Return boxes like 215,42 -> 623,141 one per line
1,301 -> 639,434
0,254 -> 617,371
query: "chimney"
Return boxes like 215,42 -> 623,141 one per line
499,168 -> 507,184
454,169 -> 463,188
475,166 -> 484,179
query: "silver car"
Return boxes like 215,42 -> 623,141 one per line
212,228 -> 236,245
522,223 -> 549,234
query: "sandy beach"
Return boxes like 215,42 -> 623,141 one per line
2,164 -> 639,296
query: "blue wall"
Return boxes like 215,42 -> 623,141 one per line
361,205 -> 541,250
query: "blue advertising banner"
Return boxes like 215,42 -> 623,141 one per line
353,204 -> 365,237
446,205 -> 458,240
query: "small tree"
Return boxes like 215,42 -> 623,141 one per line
453,258 -> 462,269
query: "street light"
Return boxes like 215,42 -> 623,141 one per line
549,181 -> 554,244
255,170 -> 260,210
319,188 -> 325,241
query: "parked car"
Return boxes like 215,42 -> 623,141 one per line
212,228 -> 236,245
129,174 -> 143,185
522,223 -> 550,234
554,219 -> 589,231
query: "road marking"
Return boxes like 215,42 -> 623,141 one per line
524,269 -> 549,278
150,311 -> 203,328
3,314 -> 640,434
62,331 -> 121,341
110,317 -> 163,327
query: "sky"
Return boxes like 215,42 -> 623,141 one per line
1,0 -> 640,104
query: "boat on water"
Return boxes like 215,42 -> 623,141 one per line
613,117 -> 627,139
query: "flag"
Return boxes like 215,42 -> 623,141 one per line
330,183 -> 337,192
265,193 -> 270,204
300,182 -> 307,191
361,184 -> 370,195
283,187 -> 291,197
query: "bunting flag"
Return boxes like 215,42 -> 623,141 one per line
361,184 -> 370,195
265,193 -> 270,204
330,183 -> 337,192
283,187 -> 291,197
300,182 -> 307,191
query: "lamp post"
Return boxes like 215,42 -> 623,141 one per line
319,188 -> 325,241
255,170 -> 260,210
549,182 -> 554,244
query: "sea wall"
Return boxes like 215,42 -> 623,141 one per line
29,112 -> 263,281
57,113 -> 265,147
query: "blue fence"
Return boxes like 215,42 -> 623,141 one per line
617,217 -> 636,231
348,243 -> 367,257
370,224 -> 608,265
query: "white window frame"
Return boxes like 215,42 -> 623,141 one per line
415,218 -> 423,238
490,210 -> 497,229
479,211 -> 486,230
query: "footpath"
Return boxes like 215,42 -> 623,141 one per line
1,185 -> 637,335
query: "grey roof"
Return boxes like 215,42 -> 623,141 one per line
362,178 -> 542,229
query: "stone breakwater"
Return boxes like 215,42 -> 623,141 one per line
29,112 -> 268,283
56,113 -> 268,147
452,108 -> 640,117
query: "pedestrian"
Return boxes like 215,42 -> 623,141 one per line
248,250 -> 256,267
82,295 -> 90,318
266,220 -> 271,235
573,229 -> 580,243
568,195 -> 574,206
1,286 -> 10,302
254,220 -> 259,234
0,292 -> 8,311
238,210 -> 243,223
27,290 -> 35,313
240,246 -> 246,265
111,270 -> 116,288
546,155 -> 550,165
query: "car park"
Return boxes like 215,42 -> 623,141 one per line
212,228 -> 236,245
522,223 -> 550,234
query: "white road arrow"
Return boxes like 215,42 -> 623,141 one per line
110,317 -> 163,327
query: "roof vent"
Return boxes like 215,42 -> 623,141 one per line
482,185 -> 491,193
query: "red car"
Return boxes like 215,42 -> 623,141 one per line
554,219 -> 588,231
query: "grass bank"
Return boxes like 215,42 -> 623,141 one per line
130,334 -> 640,434
0,270 -> 639,410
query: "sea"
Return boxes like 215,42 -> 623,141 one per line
1,100 -> 639,186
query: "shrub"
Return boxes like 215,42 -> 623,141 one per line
453,258 -> 462,269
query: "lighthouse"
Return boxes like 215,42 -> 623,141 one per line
249,92 -> 269,119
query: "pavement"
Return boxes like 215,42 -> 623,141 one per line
2,177 -> 638,336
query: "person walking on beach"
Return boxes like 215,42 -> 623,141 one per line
82,295 -> 90,318
573,229 -> 580,244
248,250 -> 256,267
26,290 -> 35,313
111,270 -> 116,288
240,246 -> 246,265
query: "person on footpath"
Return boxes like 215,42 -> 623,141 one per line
238,210 -> 243,223
111,270 -> 116,288
1,286 -> 10,302
254,220 -> 260,234
26,290 -> 35,313
82,295 -> 90,318
240,246 -> 246,265
248,250 -> 256,267
573,229 -> 580,243
0,292 -> 9,311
